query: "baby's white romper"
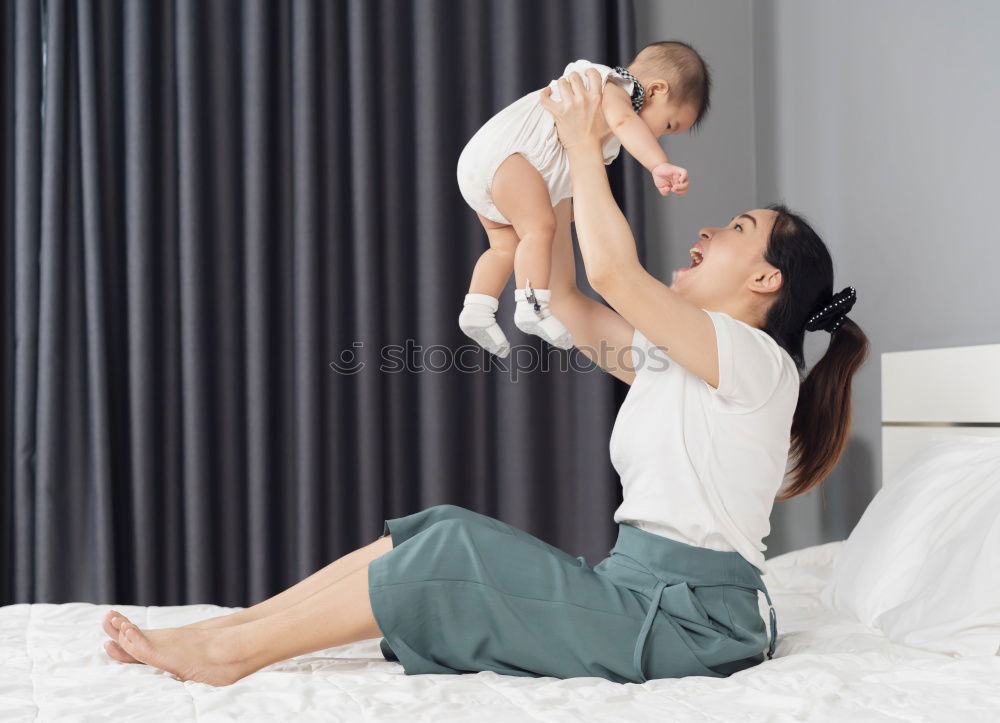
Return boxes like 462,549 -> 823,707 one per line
456,59 -> 637,225
455,60 -> 637,358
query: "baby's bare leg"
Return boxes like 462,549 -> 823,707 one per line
491,153 -> 556,289
490,153 -> 572,349
468,213 -> 518,298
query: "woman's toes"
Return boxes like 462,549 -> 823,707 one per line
102,610 -> 124,640
106,610 -> 138,633
117,623 -> 158,666
104,639 -> 140,664
115,611 -> 138,627
102,611 -> 141,663
103,610 -> 142,664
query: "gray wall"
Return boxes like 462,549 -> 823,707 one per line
634,0 -> 1000,557
633,0 -> 757,280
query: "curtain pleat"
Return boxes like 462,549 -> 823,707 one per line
10,0 -> 44,603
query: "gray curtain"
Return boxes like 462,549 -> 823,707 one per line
2,0 -> 644,607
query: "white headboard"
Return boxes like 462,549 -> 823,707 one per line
881,343 -> 1000,486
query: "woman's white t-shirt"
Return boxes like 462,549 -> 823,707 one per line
609,309 -> 801,575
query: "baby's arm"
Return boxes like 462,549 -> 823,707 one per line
602,83 -> 688,196
601,83 -> 668,171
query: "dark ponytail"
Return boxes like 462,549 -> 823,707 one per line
759,205 -> 871,501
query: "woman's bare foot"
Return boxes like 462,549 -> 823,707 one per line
106,612 -> 254,686
102,610 -> 140,663
103,609 -> 253,664
101,537 -> 393,665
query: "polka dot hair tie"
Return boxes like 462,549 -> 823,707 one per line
612,66 -> 645,113
805,286 -> 857,334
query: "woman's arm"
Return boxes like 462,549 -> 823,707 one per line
547,199 -> 637,385
540,71 -> 724,392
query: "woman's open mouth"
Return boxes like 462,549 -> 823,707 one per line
675,248 -> 704,276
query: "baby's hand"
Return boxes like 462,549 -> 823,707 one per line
652,162 -> 689,197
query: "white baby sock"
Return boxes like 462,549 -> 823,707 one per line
513,283 -> 573,349
458,293 -> 511,358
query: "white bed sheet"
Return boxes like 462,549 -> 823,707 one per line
2,539 -> 999,722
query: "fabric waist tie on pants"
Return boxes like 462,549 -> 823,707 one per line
608,523 -> 777,682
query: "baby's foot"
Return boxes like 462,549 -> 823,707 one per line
459,292 -> 511,358
513,285 -> 573,350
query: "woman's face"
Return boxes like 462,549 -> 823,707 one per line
669,208 -> 783,323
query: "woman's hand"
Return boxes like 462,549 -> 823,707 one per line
538,69 -> 606,152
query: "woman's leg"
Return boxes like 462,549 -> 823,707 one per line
109,558 -> 384,687
103,533 -> 394,662
190,534 -> 394,628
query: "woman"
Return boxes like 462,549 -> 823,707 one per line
101,70 -> 869,686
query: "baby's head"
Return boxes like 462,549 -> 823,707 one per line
625,40 -> 711,136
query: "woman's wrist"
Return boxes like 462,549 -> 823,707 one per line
565,141 -> 607,181
564,138 -> 603,158
565,141 -> 613,196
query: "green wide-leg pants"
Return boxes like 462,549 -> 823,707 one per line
367,504 -> 777,684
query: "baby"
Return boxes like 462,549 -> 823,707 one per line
455,41 -> 711,358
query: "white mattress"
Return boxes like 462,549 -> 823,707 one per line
2,539 -> 999,722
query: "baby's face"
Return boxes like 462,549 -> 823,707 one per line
656,102 -> 698,136
648,99 -> 699,138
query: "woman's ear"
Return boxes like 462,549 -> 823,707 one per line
753,267 -> 783,294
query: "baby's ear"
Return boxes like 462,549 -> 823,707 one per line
647,79 -> 670,98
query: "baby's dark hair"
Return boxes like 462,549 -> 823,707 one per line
628,40 -> 712,131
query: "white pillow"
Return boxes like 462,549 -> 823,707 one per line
821,434 -> 1000,657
